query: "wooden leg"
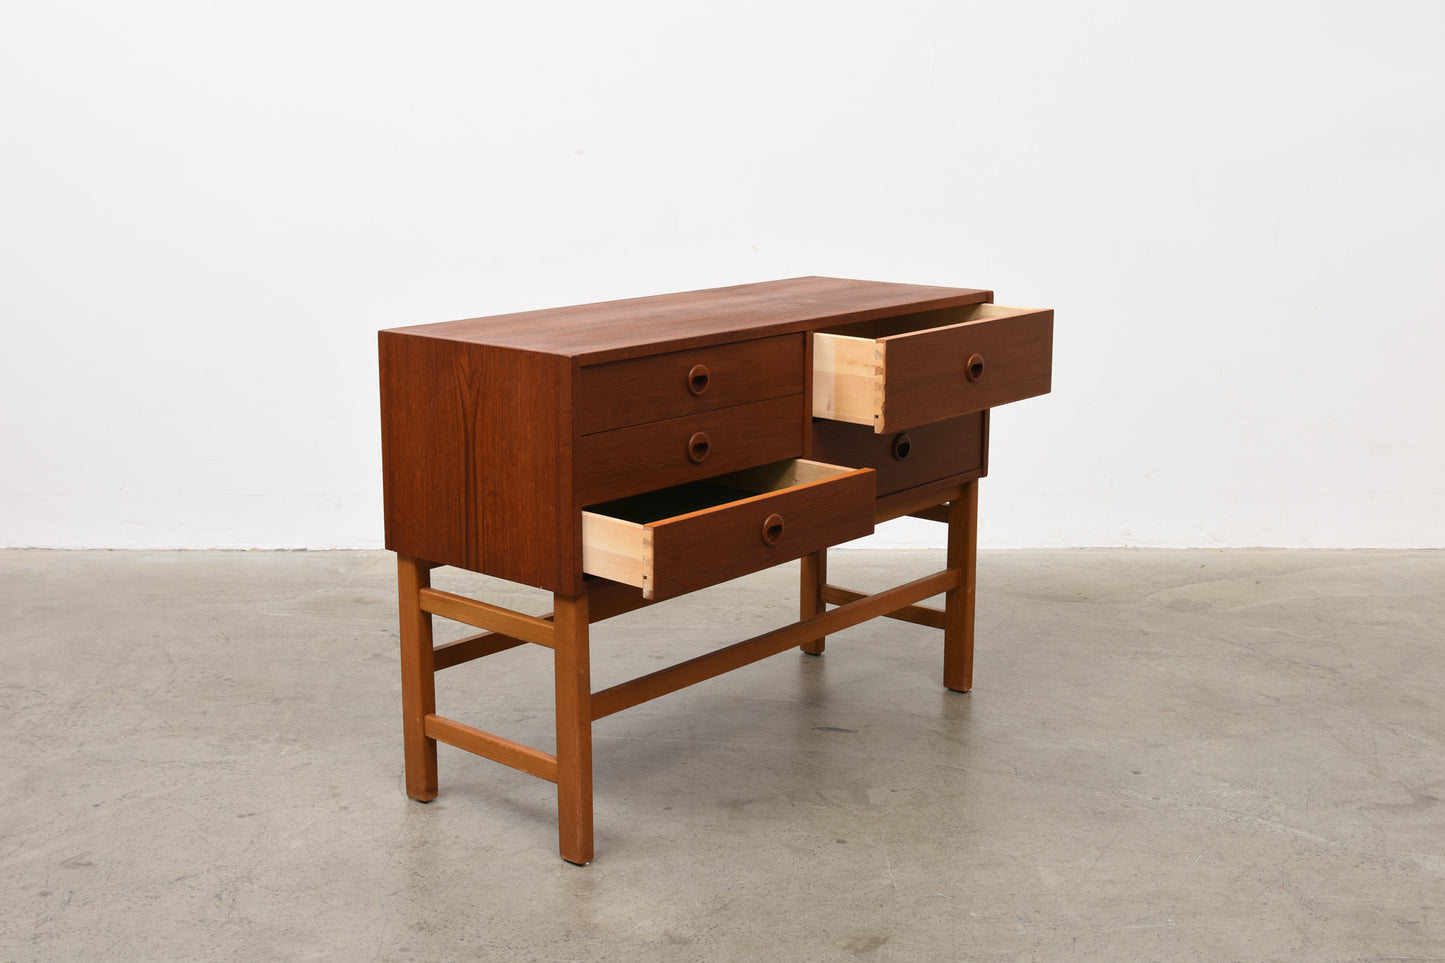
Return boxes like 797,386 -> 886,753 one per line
943,480 -> 979,693
553,592 -> 594,865
398,554 -> 438,800
799,549 -> 827,655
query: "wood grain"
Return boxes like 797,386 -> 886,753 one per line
577,395 -> 804,505
418,587 -> 555,647
384,277 -> 993,364
812,304 -> 1053,431
589,567 -> 961,720
881,308 -> 1052,431
579,334 -> 803,434
397,554 -> 438,802
432,630 -> 529,671
580,462 -> 874,601
380,334 -> 470,569
943,483 -> 979,693
379,333 -> 579,592
424,715 -> 558,782
809,411 -> 986,497
799,550 -> 827,655
643,466 -> 874,601
379,276 -> 1053,861
820,585 -> 946,629
553,593 -> 594,865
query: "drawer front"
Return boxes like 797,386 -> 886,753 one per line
578,395 -> 803,504
809,411 -> 986,497
582,460 -> 875,600
813,304 -> 1052,432
579,335 -> 805,434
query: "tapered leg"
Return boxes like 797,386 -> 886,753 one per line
943,481 -> 979,693
553,592 -> 594,865
799,549 -> 828,655
398,554 -> 438,800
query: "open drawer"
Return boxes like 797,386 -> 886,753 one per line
582,460 -> 875,601
813,303 -> 1052,432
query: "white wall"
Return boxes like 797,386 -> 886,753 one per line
3,1 -> 1442,550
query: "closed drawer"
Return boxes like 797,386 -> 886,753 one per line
809,411 -> 986,497
579,335 -> 805,434
812,303 -> 1052,432
578,395 -> 803,504
582,460 -> 875,600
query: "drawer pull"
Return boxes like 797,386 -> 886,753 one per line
687,431 -> 711,464
965,353 -> 986,383
891,433 -> 912,461
762,513 -> 785,546
687,363 -> 711,396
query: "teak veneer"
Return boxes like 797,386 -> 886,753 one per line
379,276 -> 1053,863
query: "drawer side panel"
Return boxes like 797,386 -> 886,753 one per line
811,333 -> 881,426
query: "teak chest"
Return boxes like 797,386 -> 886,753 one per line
379,276 -> 1053,863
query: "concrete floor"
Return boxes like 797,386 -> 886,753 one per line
1,548 -> 1442,961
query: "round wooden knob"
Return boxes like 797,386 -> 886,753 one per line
687,431 -> 710,464
965,353 -> 985,383
891,433 -> 912,461
687,363 -> 710,396
762,513 -> 785,546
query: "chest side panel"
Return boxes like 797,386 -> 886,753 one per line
380,331 -> 471,568
380,332 -> 574,591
